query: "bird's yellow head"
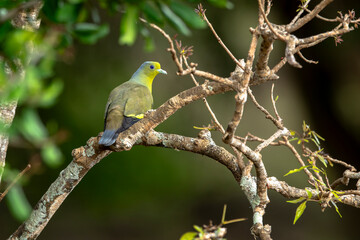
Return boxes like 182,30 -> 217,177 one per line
130,61 -> 167,92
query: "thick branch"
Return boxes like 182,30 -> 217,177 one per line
142,130 -> 241,181
267,176 -> 360,208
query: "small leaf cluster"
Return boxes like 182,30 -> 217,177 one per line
285,121 -> 344,224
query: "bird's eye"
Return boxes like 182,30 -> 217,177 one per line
150,65 -> 154,70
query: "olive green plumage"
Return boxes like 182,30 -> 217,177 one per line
99,61 -> 167,146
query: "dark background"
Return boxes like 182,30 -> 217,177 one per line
1,1 -> 360,239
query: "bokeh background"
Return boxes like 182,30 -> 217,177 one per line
1,0 -> 360,239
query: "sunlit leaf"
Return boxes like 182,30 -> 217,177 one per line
313,131 -> 325,141
310,138 -> 321,149
331,200 -> 342,218
284,165 -> 310,176
119,4 -> 139,45
293,200 -> 307,224
179,232 -> 197,240
287,197 -> 305,204
193,225 -> 204,234
332,191 -> 343,203
316,153 -> 327,167
311,165 -> 324,175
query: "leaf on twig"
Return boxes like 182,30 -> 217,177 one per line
284,165 -> 310,176
179,232 -> 197,240
287,197 -> 306,204
305,188 -> 312,199
293,201 -> 307,224
331,200 -> 342,218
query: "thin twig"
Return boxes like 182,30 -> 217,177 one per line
270,83 -> 282,122
289,0 -> 311,26
247,88 -> 282,129
258,0 -> 286,41
297,51 -> 318,64
139,17 -> 183,72
0,164 -> 31,202
286,0 -> 335,33
255,128 -> 289,152
283,137 -> 318,187
201,8 -> 244,71
183,56 -> 225,134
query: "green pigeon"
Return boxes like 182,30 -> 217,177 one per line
99,61 -> 167,146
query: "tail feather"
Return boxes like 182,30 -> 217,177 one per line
99,117 -> 141,146
99,129 -> 118,146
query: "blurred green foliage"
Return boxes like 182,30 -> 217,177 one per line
0,0 -> 232,224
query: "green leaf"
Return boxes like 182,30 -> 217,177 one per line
38,78 -> 64,107
6,184 -> 32,221
305,188 -> 312,199
0,21 -> 13,42
332,191 -> 342,203
179,232 -> 197,240
159,3 -> 191,36
119,4 -> 139,45
331,200 -> 342,218
284,165 -> 310,176
287,197 -> 305,204
4,29 -> 36,62
193,225 -> 204,234
170,2 -> 206,29
142,2 -> 164,25
311,165 -> 324,175
316,153 -> 327,167
74,23 -> 109,44
293,200 -> 307,224
55,3 -> 81,23
18,108 -> 47,143
41,143 -> 63,168
288,137 -> 298,142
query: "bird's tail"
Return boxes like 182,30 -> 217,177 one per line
99,129 -> 119,146
99,117 -> 141,146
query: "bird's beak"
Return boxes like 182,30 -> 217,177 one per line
157,69 -> 167,75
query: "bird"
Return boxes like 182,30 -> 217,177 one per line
99,61 -> 167,146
